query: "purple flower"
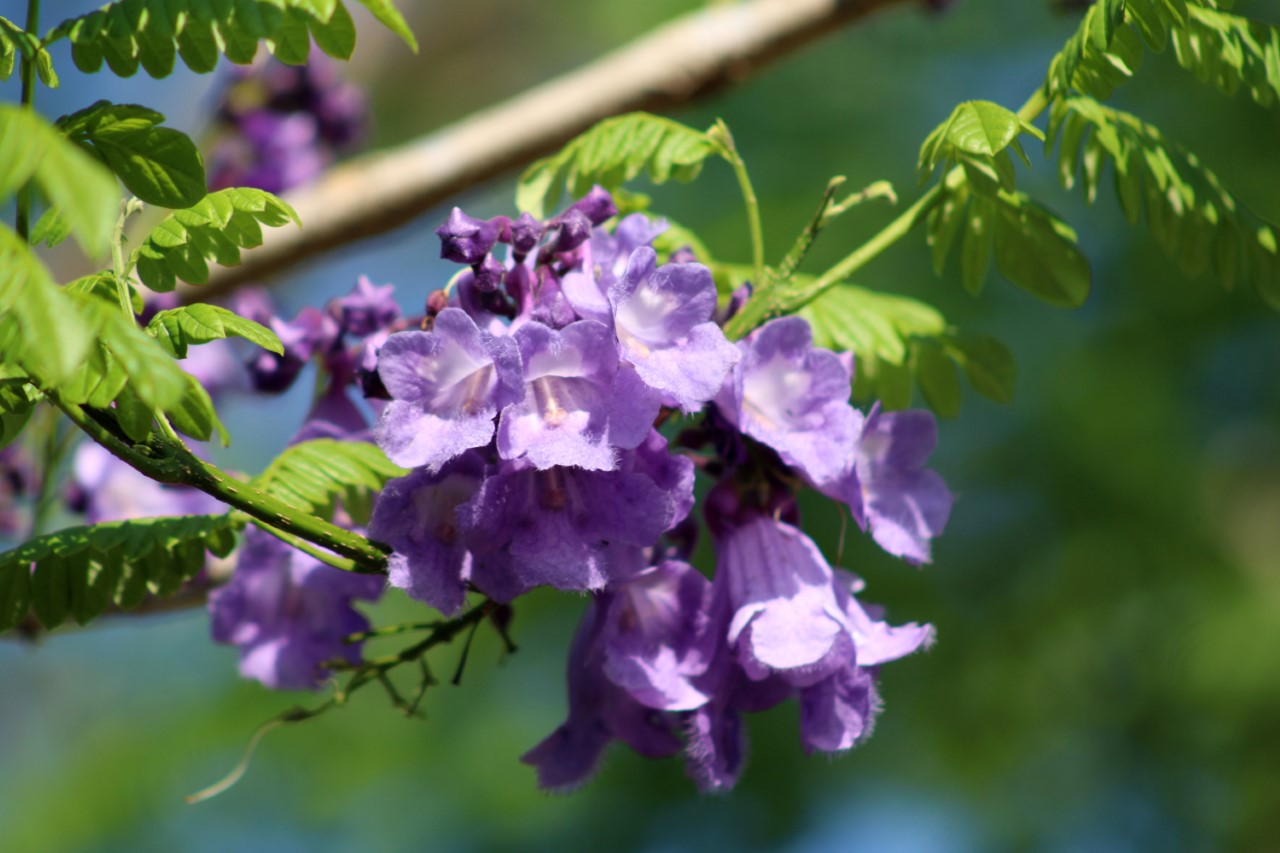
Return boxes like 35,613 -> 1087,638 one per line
609,247 -> 740,411
629,428 -> 697,527
374,308 -> 523,472
522,594 -> 684,791
797,571 -> 934,753
436,208 -> 502,265
715,515 -> 851,686
368,454 -> 484,616
821,408 -> 953,565
330,275 -> 399,338
209,527 -> 384,691
715,316 -> 861,490
497,320 -> 659,471
567,185 -> 618,227
682,662 -> 790,792
598,561 -> 716,711
854,409 -> 953,564
457,458 -> 682,601
561,213 -> 667,322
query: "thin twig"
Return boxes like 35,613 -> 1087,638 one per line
195,0 -> 919,299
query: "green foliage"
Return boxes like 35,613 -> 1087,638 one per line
59,289 -> 192,414
58,101 -> 205,209
1043,0 -> 1194,100
0,104 -> 120,257
800,282 -> 1016,414
352,0 -> 417,52
0,381 -> 38,449
517,113 -> 727,218
29,208 -> 71,248
1042,0 -> 1278,107
168,374 -> 230,445
917,100 -> 1044,194
252,439 -> 407,524
1,280 -> 220,444
927,179 -> 1092,308
0,514 -> 238,633
1,15 -> 58,87
132,188 -> 300,292
0,227 -> 94,386
147,305 -> 283,359
1173,6 -> 1280,108
0,18 -> 17,81
1049,96 -> 1280,305
41,0 -> 407,77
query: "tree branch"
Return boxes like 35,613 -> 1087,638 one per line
197,0 -> 921,299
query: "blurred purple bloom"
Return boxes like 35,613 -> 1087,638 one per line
72,442 -> 224,524
208,52 -> 367,194
609,247 -> 739,412
497,320 -> 659,471
209,527 -> 384,691
715,316 -> 861,490
330,275 -> 399,338
209,111 -> 328,194
248,307 -> 338,394
0,444 -> 34,537
368,454 -> 484,616
374,309 -> 523,471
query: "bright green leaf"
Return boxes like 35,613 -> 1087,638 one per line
0,104 -> 120,257
518,113 -> 726,218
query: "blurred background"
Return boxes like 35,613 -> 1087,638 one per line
2,0 -> 1279,849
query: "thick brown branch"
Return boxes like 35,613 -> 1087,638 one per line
198,0 -> 917,298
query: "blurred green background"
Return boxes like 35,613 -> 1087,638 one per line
3,1 -> 1280,850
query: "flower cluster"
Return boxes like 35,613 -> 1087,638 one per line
204,278 -> 410,687
366,189 -> 953,790
207,51 -> 367,194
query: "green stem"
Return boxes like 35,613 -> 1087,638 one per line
729,150 -> 765,282
54,397 -> 389,573
245,516 -> 359,574
14,0 -> 41,242
724,184 -> 944,339
1018,87 -> 1049,124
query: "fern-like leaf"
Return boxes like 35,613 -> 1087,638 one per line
252,439 -> 407,524
0,514 -> 239,632
40,0 -> 411,78
517,113 -> 727,218
797,281 -> 1015,415
1172,6 -> 1280,108
1050,95 -> 1280,305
